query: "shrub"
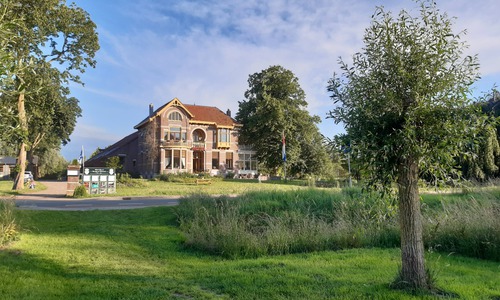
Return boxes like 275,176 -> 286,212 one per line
158,172 -> 199,183
118,173 -> 148,187
72,185 -> 88,198
0,199 -> 19,246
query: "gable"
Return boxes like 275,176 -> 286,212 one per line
134,98 -> 241,129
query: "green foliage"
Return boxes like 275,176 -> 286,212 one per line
327,0 -> 482,288
38,148 -> 68,179
117,173 -> 148,188
158,172 -> 199,183
462,123 -> 500,181
0,0 -> 99,190
328,0 -> 480,188
237,65 -> 334,177
72,185 -> 88,198
459,90 -> 500,181
105,156 -> 122,171
89,147 -> 101,159
0,199 -> 19,246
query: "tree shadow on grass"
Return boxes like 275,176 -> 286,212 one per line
0,248 -> 220,299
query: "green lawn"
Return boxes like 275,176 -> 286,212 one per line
0,178 -> 305,198
1,206 -> 498,299
110,178 -> 307,197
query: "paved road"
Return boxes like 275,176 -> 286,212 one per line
13,180 -> 181,211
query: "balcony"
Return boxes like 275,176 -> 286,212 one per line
161,140 -> 206,150
161,140 -> 189,148
217,141 -> 231,149
192,141 -> 205,151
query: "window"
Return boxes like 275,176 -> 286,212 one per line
166,151 -> 172,168
169,127 -> 181,141
218,128 -> 230,143
166,150 -> 186,169
193,129 -> 205,142
173,150 -> 180,168
168,112 -> 182,121
226,152 -> 233,169
238,152 -> 257,170
212,152 -> 219,169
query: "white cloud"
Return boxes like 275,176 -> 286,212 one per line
62,0 -> 500,159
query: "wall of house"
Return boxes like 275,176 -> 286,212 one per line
131,103 -> 252,178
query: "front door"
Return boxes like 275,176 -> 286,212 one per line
193,151 -> 204,172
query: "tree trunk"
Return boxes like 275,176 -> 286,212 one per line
13,92 -> 27,190
396,156 -> 428,289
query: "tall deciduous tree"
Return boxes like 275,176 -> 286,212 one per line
237,65 -> 332,177
461,90 -> 500,181
0,0 -> 21,144
1,0 -> 98,190
328,1 -> 480,290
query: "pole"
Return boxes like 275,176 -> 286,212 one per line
284,160 -> 287,183
282,131 -> 287,182
347,152 -> 352,188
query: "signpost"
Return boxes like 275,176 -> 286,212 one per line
81,167 -> 116,194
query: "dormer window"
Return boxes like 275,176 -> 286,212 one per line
168,112 -> 182,121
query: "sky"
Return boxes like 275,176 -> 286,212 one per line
62,0 -> 500,160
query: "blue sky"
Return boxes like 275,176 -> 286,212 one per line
63,0 -> 500,160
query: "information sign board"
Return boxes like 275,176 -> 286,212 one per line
82,168 -> 116,194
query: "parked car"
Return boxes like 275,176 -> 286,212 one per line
24,171 -> 33,183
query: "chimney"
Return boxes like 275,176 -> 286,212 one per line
149,103 -> 154,117
226,109 -> 231,117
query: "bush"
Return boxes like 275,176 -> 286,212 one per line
158,172 -> 198,183
72,185 -> 88,198
0,199 -> 19,246
118,173 -> 148,187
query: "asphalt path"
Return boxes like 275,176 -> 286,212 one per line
13,180 -> 181,211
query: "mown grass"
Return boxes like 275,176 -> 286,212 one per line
0,177 -> 305,198
0,206 -> 499,299
112,178 -> 307,197
0,180 -> 46,197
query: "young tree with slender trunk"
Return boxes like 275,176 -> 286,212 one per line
328,0 -> 480,290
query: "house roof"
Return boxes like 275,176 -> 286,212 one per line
0,156 -> 16,165
85,131 -> 138,166
183,104 -> 237,127
134,98 -> 240,129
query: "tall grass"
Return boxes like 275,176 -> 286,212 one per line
176,189 -> 401,258
176,188 -> 499,260
0,199 -> 19,246
423,191 -> 500,261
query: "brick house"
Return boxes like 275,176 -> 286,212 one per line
86,98 -> 257,178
